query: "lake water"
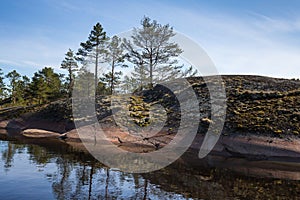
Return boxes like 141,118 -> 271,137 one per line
1,138 -> 300,199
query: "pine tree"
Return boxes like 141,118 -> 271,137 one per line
131,63 -> 148,90
29,67 -> 62,104
21,75 -> 31,104
103,35 -> 127,94
77,22 -> 108,94
61,49 -> 78,98
6,70 -> 21,104
96,80 -> 109,95
123,17 -> 184,88
101,71 -> 122,94
15,75 -> 30,104
0,68 -> 6,100
5,72 -> 29,105
73,66 -> 95,97
120,75 -> 137,93
30,73 -> 47,104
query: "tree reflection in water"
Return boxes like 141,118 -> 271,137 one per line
0,140 -> 186,199
1,139 -> 300,199
1,141 -> 24,171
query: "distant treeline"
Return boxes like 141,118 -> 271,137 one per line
0,67 -> 65,106
0,17 -> 197,106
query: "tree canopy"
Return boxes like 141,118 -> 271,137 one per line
123,17 -> 184,88
1,17 -> 199,107
61,48 -> 78,98
77,22 -> 108,94
29,67 -> 62,104
103,35 -> 127,94
0,69 -> 6,99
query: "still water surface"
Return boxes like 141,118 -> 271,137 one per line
1,139 -> 300,199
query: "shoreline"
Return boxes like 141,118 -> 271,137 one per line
2,117 -> 300,163
2,118 -> 300,181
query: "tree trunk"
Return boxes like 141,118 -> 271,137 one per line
105,168 -> 110,199
68,68 -> 73,98
110,60 -> 115,95
95,45 -> 99,96
88,164 -> 94,200
143,179 -> 148,200
149,63 -> 153,89
149,51 -> 153,88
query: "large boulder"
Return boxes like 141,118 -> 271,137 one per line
21,129 -> 62,138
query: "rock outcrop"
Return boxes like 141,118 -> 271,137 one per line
1,75 -> 300,162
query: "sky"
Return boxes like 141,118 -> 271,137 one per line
1,0 -> 300,79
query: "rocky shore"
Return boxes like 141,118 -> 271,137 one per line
0,75 -> 300,164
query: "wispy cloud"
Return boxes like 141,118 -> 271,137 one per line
1,0 -> 300,78
157,5 -> 300,78
0,59 -> 22,67
0,32 -> 75,71
250,12 -> 300,33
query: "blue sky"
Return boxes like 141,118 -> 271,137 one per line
1,0 -> 300,78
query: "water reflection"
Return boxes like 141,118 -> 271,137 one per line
1,141 -> 22,170
0,140 -> 189,199
1,139 -> 300,199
